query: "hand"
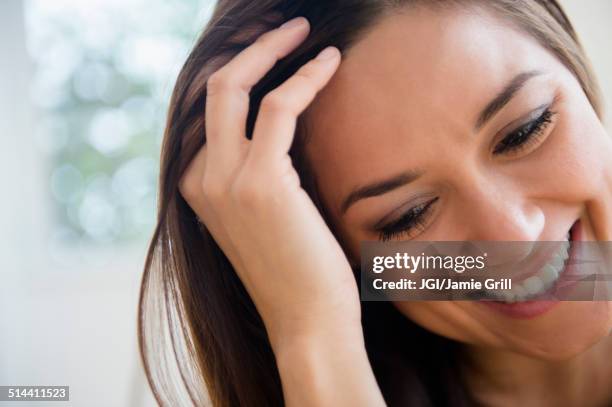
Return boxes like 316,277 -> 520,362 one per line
178,16 -> 360,350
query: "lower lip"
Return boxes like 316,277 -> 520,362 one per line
479,220 -> 582,319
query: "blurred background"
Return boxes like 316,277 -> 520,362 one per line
0,0 -> 610,406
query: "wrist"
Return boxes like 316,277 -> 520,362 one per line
272,318 -> 365,357
272,318 -> 367,386
271,320 -> 385,406
266,310 -> 364,355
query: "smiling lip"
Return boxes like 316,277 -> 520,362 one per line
479,219 -> 582,319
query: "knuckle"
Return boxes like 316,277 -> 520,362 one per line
201,177 -> 227,203
178,175 -> 198,202
294,65 -> 317,81
292,73 -> 316,94
254,30 -> 276,49
293,67 -> 320,92
206,71 -> 233,95
260,93 -> 290,115
243,40 -> 272,65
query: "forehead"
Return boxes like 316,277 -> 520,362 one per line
304,4 -> 556,214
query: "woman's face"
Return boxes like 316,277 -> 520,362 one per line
305,5 -> 612,359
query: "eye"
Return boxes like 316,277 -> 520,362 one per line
376,197 -> 438,241
493,106 -> 556,155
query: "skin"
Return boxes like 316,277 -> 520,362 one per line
306,5 -> 612,406
179,5 -> 612,407
180,16 -> 383,406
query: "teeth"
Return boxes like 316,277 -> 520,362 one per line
523,275 -> 544,295
560,242 -> 570,260
485,233 -> 571,303
549,253 -> 565,270
513,284 -> 528,298
540,264 -> 559,285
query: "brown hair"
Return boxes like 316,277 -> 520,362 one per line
137,1 -> 603,406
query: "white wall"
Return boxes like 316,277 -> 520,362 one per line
562,0 -> 612,129
0,1 -> 155,406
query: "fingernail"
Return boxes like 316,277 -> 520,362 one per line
316,46 -> 338,60
279,16 -> 307,30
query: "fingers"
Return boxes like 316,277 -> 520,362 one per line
248,46 -> 341,162
204,17 -> 310,175
178,17 -> 340,277
178,144 -> 247,273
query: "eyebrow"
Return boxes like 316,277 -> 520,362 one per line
340,169 -> 424,214
474,70 -> 543,131
339,70 -> 543,215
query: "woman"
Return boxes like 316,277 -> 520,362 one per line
138,0 -> 612,405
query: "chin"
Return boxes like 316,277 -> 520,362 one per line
496,301 -> 611,361
395,299 -> 611,362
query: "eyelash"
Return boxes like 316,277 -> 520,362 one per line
377,198 -> 438,241
376,107 -> 557,241
493,107 -> 556,155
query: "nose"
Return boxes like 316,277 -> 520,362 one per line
453,177 -> 546,263
456,177 -> 544,241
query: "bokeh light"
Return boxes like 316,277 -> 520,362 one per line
25,0 -> 214,250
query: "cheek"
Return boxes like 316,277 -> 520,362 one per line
529,102 -> 612,200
